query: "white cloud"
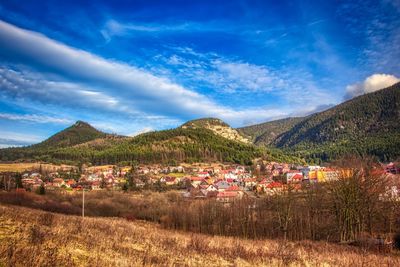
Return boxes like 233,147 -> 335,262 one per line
0,20 -> 230,118
0,20 -> 341,130
0,20 -> 303,127
345,73 -> 399,99
0,67 -> 131,114
152,49 -> 337,107
0,112 -> 72,124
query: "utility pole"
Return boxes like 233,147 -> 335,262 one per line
82,187 -> 85,218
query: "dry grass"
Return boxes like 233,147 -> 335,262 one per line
0,204 -> 399,267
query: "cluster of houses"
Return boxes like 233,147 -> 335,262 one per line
182,166 -> 249,202
17,166 -> 130,192
5,161 -> 400,203
180,162 -> 400,202
180,164 -> 345,201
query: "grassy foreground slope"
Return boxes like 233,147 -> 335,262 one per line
0,204 -> 399,267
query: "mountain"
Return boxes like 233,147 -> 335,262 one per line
2,119 -> 296,165
2,83 -> 398,165
33,121 -> 108,148
237,117 -> 304,146
182,118 -> 250,143
239,82 -> 400,162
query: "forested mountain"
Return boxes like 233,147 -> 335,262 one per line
0,120 -> 301,165
33,121 -> 108,148
237,82 -> 400,162
237,117 -> 304,145
273,82 -> 400,162
1,83 -> 398,165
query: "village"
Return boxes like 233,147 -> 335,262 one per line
2,161 -> 399,203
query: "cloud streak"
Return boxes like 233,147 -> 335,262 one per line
0,112 -> 72,124
0,130 -> 43,147
0,20 -> 298,127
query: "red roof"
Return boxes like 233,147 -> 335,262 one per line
226,178 -> 234,183
266,181 -> 283,189
190,177 -> 204,181
226,185 -> 240,191
292,174 -> 303,180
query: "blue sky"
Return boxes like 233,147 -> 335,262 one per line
0,0 -> 399,147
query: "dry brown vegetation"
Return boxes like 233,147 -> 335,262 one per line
0,204 -> 399,267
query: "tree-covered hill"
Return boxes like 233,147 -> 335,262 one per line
33,120 -> 108,148
237,117 -> 304,145
0,121 -> 301,165
237,82 -> 400,162
1,83 -> 398,165
274,83 -> 400,147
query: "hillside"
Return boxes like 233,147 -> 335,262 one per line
33,120 -> 107,148
182,118 -> 250,144
1,83 -> 398,165
0,121 -> 279,165
54,127 -> 262,165
237,117 -> 304,145
273,82 -> 400,162
1,204 -> 399,266
236,83 -> 400,162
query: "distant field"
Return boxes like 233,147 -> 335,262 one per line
0,163 -> 76,173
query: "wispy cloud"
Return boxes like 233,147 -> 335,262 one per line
100,19 -> 232,42
0,112 -> 72,124
0,20 -> 299,127
337,0 -> 400,73
0,130 -> 43,147
151,47 -> 336,106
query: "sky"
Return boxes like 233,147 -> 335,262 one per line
0,0 -> 399,147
